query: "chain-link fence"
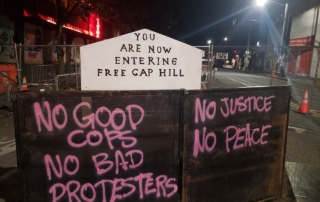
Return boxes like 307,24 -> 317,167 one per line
15,44 -> 81,92
209,46 -> 320,77
0,72 -> 18,110
199,45 -> 320,127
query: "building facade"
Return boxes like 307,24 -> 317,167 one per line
288,5 -> 320,77
0,0 -> 120,65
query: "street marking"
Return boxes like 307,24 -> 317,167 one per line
217,72 -> 250,86
290,103 -> 299,109
288,126 -> 306,134
0,137 -> 16,157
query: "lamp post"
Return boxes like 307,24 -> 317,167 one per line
207,40 -> 213,88
256,0 -> 289,48
256,0 -> 289,77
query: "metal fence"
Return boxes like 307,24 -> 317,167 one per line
7,44 -> 320,115
0,72 -> 18,110
15,44 -> 81,92
199,45 -> 320,124
208,46 -> 320,77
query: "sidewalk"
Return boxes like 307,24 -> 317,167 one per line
0,108 -> 16,168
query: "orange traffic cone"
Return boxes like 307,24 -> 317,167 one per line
21,76 -> 28,91
298,90 -> 309,114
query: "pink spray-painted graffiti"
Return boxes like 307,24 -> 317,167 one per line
49,173 -> 178,202
33,100 -> 178,201
220,95 -> 275,118
193,95 -> 275,156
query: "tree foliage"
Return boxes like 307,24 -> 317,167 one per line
94,0 -> 180,34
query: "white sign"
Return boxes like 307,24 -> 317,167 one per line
81,29 -> 202,90
216,52 -> 228,59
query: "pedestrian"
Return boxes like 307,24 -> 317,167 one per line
277,54 -> 287,78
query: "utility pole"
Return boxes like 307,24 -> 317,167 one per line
247,23 -> 252,52
280,3 -> 289,54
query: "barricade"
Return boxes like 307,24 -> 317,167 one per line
14,86 -> 291,201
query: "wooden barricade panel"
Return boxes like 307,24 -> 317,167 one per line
15,91 -> 180,202
182,86 -> 291,202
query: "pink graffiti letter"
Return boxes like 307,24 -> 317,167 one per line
145,176 -> 156,195
135,173 -> 151,199
205,132 -> 216,152
111,108 -> 126,130
52,104 -> 67,130
220,98 -> 230,118
86,130 -> 103,146
49,183 -> 66,202
233,127 -> 245,150
126,150 -> 144,169
121,177 -> 136,198
205,101 -> 216,120
95,106 -> 111,128
264,95 -> 276,112
73,102 -> 94,129
44,154 -> 62,180
115,150 -> 128,174
63,155 -> 79,176
224,126 -> 238,152
165,178 -> 178,198
67,130 -> 87,148
155,175 -> 167,197
92,153 -> 114,175
34,101 -> 52,132
119,130 -> 137,149
195,98 -> 206,123
66,180 -> 81,202
110,178 -> 123,202
80,183 -> 96,202
94,180 -> 113,202
193,127 -> 205,157
126,104 -> 145,130
261,125 -> 271,144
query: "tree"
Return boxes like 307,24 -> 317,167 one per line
95,0 -> 179,34
26,0 -> 95,74
25,0 -> 181,73
52,0 -> 94,74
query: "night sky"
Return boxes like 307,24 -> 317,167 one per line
146,0 -> 318,46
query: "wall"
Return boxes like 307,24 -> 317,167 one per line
24,23 -> 43,64
0,15 -> 15,64
290,6 -> 320,77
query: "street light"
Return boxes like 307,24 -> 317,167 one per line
255,0 -> 289,78
255,0 -> 288,48
207,40 -> 212,44
224,37 -> 228,41
256,0 -> 267,6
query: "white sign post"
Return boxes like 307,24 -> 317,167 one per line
80,29 -> 202,90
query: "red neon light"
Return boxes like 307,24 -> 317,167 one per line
96,18 -> 101,38
23,10 -> 31,17
38,14 -> 100,38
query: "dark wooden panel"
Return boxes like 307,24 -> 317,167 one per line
15,91 -> 180,202
182,86 -> 291,202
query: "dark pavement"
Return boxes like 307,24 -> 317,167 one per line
0,109 -> 16,168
